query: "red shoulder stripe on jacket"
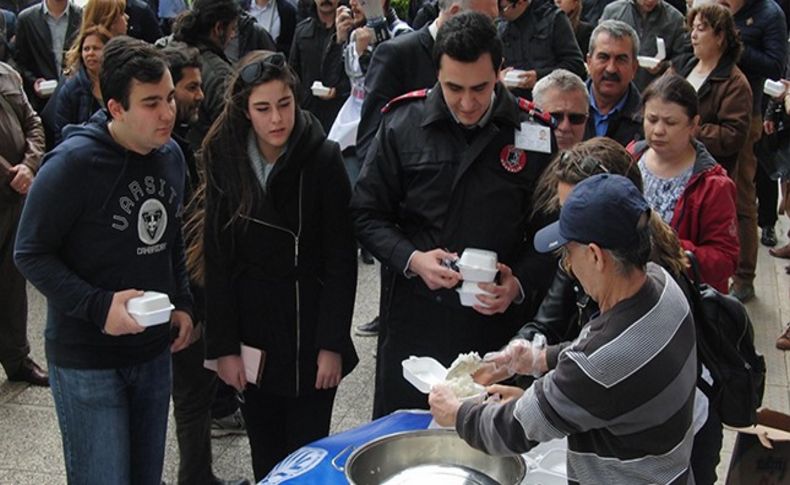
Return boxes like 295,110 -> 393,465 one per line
517,97 -> 555,127
381,89 -> 429,113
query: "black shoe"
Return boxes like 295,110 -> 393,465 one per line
211,409 -> 246,437
355,316 -> 379,336
730,282 -> 755,303
761,226 -> 778,247
7,357 -> 49,387
360,248 -> 375,265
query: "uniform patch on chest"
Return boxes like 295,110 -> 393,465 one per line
138,198 -> 168,245
499,145 -> 527,173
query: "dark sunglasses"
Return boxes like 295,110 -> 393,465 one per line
239,52 -> 286,85
560,152 -> 610,178
550,111 -> 588,125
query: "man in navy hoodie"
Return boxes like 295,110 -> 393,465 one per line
14,36 -> 193,484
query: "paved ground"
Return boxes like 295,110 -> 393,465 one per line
2,219 -> 790,484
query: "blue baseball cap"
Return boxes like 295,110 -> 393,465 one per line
534,174 -> 650,253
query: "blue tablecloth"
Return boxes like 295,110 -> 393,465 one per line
258,409 -> 568,484
259,410 -> 433,484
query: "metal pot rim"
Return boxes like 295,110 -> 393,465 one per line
340,428 -> 526,484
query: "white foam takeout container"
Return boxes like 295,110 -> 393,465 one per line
402,356 -> 447,393
456,281 -> 494,307
764,79 -> 787,98
402,356 -> 486,398
311,81 -> 331,97
503,69 -> 526,88
637,37 -> 665,69
126,291 -> 174,327
457,248 -> 498,283
39,79 -> 58,96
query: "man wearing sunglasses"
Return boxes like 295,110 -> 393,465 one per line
532,68 -> 589,150
351,12 -> 557,418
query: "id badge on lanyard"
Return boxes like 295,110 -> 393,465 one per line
515,120 -> 551,154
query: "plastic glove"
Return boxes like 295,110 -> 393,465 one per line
483,334 -> 547,378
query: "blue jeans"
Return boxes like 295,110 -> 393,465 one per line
49,349 -> 171,485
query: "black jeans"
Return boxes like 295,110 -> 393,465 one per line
690,405 -> 723,485
241,386 -> 337,480
756,162 -> 778,228
211,381 -> 239,419
0,200 -> 29,376
172,327 -> 219,485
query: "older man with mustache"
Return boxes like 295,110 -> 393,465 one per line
583,19 -> 643,146
599,0 -> 689,91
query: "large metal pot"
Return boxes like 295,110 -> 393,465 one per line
335,429 -> 526,484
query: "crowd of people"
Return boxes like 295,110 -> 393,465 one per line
0,0 -> 788,483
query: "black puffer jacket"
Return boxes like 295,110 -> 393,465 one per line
126,0 -> 163,44
239,0 -> 297,54
732,0 -> 787,113
515,264 -> 594,344
498,0 -> 586,99
290,16 -> 346,133
188,41 -> 233,149
233,11 -> 276,63
204,109 -> 359,398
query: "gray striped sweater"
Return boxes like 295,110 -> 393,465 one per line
456,264 -> 697,484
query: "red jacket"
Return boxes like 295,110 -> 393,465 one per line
629,140 -> 739,293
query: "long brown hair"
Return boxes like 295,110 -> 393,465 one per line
183,183 -> 207,285
564,0 -> 583,31
648,211 -> 687,277
63,25 -> 113,77
532,137 -> 686,276
202,50 -> 299,226
184,50 -> 299,284
64,0 -> 125,74
533,137 -> 642,217
82,0 -> 127,31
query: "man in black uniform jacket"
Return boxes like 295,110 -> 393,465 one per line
355,0 -> 498,164
351,11 -> 557,417
353,0 -> 498,337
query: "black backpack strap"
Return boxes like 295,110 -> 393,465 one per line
684,250 -> 703,291
681,251 -> 721,399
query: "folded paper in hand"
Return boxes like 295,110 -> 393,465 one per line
204,344 -> 265,386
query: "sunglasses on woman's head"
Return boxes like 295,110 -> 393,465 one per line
560,152 -> 610,177
550,111 -> 588,125
239,52 -> 287,85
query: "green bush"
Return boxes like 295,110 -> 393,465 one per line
390,0 -> 410,20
